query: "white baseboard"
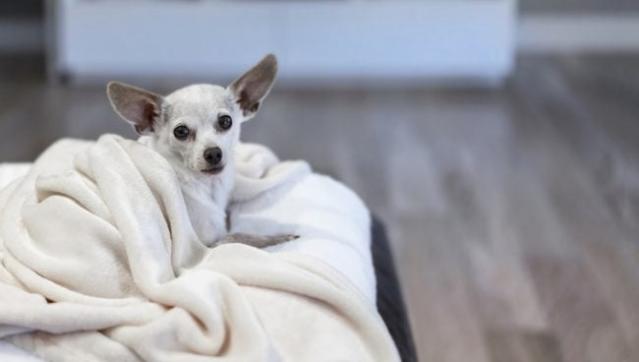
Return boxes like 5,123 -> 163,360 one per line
519,15 -> 639,53
0,19 -> 42,53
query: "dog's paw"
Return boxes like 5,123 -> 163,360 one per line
279,234 -> 300,242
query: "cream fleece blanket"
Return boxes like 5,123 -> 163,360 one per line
0,135 -> 399,361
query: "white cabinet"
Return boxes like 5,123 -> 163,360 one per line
48,0 -> 516,85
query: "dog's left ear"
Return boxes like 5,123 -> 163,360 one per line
228,54 -> 278,121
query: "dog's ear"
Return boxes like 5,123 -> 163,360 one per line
228,54 -> 278,121
106,81 -> 164,135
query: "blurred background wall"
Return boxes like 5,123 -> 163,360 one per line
0,1 -> 42,54
3,0 -> 639,82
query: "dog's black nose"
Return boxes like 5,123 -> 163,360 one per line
204,147 -> 223,165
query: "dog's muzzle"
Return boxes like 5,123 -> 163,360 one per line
201,164 -> 225,174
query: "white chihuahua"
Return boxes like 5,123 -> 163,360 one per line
107,54 -> 296,247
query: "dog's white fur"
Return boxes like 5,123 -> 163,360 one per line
137,84 -> 238,244
107,54 -> 289,246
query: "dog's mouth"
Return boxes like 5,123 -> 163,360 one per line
201,164 -> 225,175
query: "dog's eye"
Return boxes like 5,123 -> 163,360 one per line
173,125 -> 190,140
217,115 -> 233,131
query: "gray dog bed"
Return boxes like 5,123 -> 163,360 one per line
371,216 -> 418,362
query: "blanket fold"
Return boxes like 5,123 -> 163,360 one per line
0,135 -> 398,361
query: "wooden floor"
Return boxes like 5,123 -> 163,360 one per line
2,55 -> 639,362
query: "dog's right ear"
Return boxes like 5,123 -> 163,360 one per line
106,81 -> 164,135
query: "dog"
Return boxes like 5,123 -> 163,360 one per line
106,54 -> 296,248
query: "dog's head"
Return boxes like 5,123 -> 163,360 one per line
107,54 -> 277,178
